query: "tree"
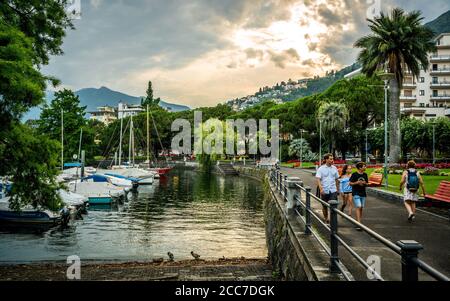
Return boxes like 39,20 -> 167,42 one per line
0,21 -> 47,131
289,138 -> 317,161
354,8 -> 436,163
38,89 -> 87,163
0,123 -> 62,211
317,102 -> 349,157
141,80 -> 160,107
0,0 -> 74,66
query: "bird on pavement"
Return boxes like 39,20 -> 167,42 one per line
167,252 -> 174,262
191,251 -> 201,260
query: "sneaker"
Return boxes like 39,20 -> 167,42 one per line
341,204 -> 346,211
408,213 -> 414,222
355,227 -> 363,231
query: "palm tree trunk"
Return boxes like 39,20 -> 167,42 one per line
389,78 -> 402,163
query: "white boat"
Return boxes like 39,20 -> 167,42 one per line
67,181 -> 126,205
108,167 -> 157,182
58,189 -> 88,217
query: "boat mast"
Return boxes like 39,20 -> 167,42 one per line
129,114 -> 133,166
119,116 -> 123,166
147,104 -> 150,167
61,109 -> 64,171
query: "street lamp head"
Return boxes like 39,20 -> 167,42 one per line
377,71 -> 395,81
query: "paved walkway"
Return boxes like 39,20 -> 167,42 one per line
280,168 -> 450,281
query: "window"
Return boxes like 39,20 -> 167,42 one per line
404,103 -> 412,108
420,103 -> 425,107
425,114 -> 437,117
419,90 -> 425,96
419,77 -> 425,83
432,77 -> 438,84
433,90 -> 438,97
433,64 -> 438,71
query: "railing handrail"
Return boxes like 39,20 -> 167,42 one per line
269,169 -> 449,281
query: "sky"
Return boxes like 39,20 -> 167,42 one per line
43,0 -> 450,108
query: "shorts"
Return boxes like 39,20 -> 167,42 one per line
353,195 -> 366,208
321,192 -> 338,208
404,188 -> 419,202
342,192 -> 352,195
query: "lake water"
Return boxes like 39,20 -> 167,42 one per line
0,168 -> 267,262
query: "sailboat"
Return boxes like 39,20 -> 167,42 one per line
144,104 -> 172,176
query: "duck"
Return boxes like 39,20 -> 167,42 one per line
191,251 -> 201,260
167,252 -> 174,262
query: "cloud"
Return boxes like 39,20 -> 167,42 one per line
42,0 -> 450,107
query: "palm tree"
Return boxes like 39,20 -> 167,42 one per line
317,102 -> 349,157
354,8 -> 436,163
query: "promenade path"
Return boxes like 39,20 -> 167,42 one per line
280,167 -> 450,281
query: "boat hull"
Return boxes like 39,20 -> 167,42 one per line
88,197 -> 114,205
0,210 -> 61,225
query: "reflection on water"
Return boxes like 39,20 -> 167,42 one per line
0,168 -> 267,262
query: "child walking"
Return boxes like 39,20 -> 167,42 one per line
339,165 -> 353,217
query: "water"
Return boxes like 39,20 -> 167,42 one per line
0,168 -> 267,262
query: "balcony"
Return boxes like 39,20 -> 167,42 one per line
446,108 -> 450,116
402,82 -> 416,88
430,68 -> 450,75
430,80 -> 450,89
430,94 -> 450,101
430,55 -> 450,62
399,95 -> 417,102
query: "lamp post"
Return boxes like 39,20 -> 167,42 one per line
300,129 -> 306,168
432,123 -> 436,165
378,71 -> 394,188
319,120 -> 322,166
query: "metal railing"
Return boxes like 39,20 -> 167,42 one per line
269,169 -> 449,281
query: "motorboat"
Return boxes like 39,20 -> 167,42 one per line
0,197 -> 70,226
58,189 -> 88,217
67,180 -> 126,205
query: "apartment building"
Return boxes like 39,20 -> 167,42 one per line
401,33 -> 450,120
345,33 -> 450,120
117,102 -> 145,119
89,106 -> 117,125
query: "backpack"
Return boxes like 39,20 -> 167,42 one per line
406,170 -> 419,192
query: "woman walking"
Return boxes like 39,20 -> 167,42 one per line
339,165 -> 353,217
400,161 -> 426,222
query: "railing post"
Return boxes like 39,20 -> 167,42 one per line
278,172 -> 283,192
296,181 -> 304,216
329,200 -> 339,273
283,175 -> 288,198
286,177 -> 301,215
305,186 -> 312,235
397,240 -> 423,281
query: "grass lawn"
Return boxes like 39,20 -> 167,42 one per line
282,162 -> 316,168
364,168 -> 450,195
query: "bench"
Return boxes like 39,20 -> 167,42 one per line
368,173 -> 383,187
425,181 -> 450,204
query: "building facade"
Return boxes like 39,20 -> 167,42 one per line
401,33 -> 450,120
89,106 -> 117,125
345,33 -> 450,120
118,102 -> 145,119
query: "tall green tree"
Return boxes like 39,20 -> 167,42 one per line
317,102 -> 349,157
354,8 -> 436,163
141,80 -> 161,107
0,0 -> 74,65
0,21 -> 46,131
38,89 -> 87,163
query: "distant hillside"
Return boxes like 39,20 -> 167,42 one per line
76,86 -> 190,113
23,86 -> 190,120
425,10 -> 450,36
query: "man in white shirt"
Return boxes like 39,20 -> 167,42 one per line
316,154 -> 340,224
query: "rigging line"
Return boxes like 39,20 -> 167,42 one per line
148,108 -> 169,165
134,127 -> 157,162
98,118 -> 129,169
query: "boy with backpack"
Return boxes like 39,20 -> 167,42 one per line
400,161 -> 426,222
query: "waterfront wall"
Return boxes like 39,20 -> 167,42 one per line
235,166 -> 340,281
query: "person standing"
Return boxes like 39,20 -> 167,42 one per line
339,165 -> 353,217
316,154 -> 340,224
400,160 -> 426,222
349,162 -> 369,230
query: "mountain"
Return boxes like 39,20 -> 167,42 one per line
425,10 -> 450,36
76,86 -> 190,113
22,86 -> 190,120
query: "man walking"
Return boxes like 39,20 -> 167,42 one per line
400,160 -> 426,222
349,162 -> 369,230
316,154 -> 340,224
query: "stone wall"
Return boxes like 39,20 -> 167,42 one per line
236,167 -> 342,281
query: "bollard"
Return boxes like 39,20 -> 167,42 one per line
305,186 -> 312,235
397,240 -> 423,281
286,177 -> 302,215
329,200 -> 339,273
